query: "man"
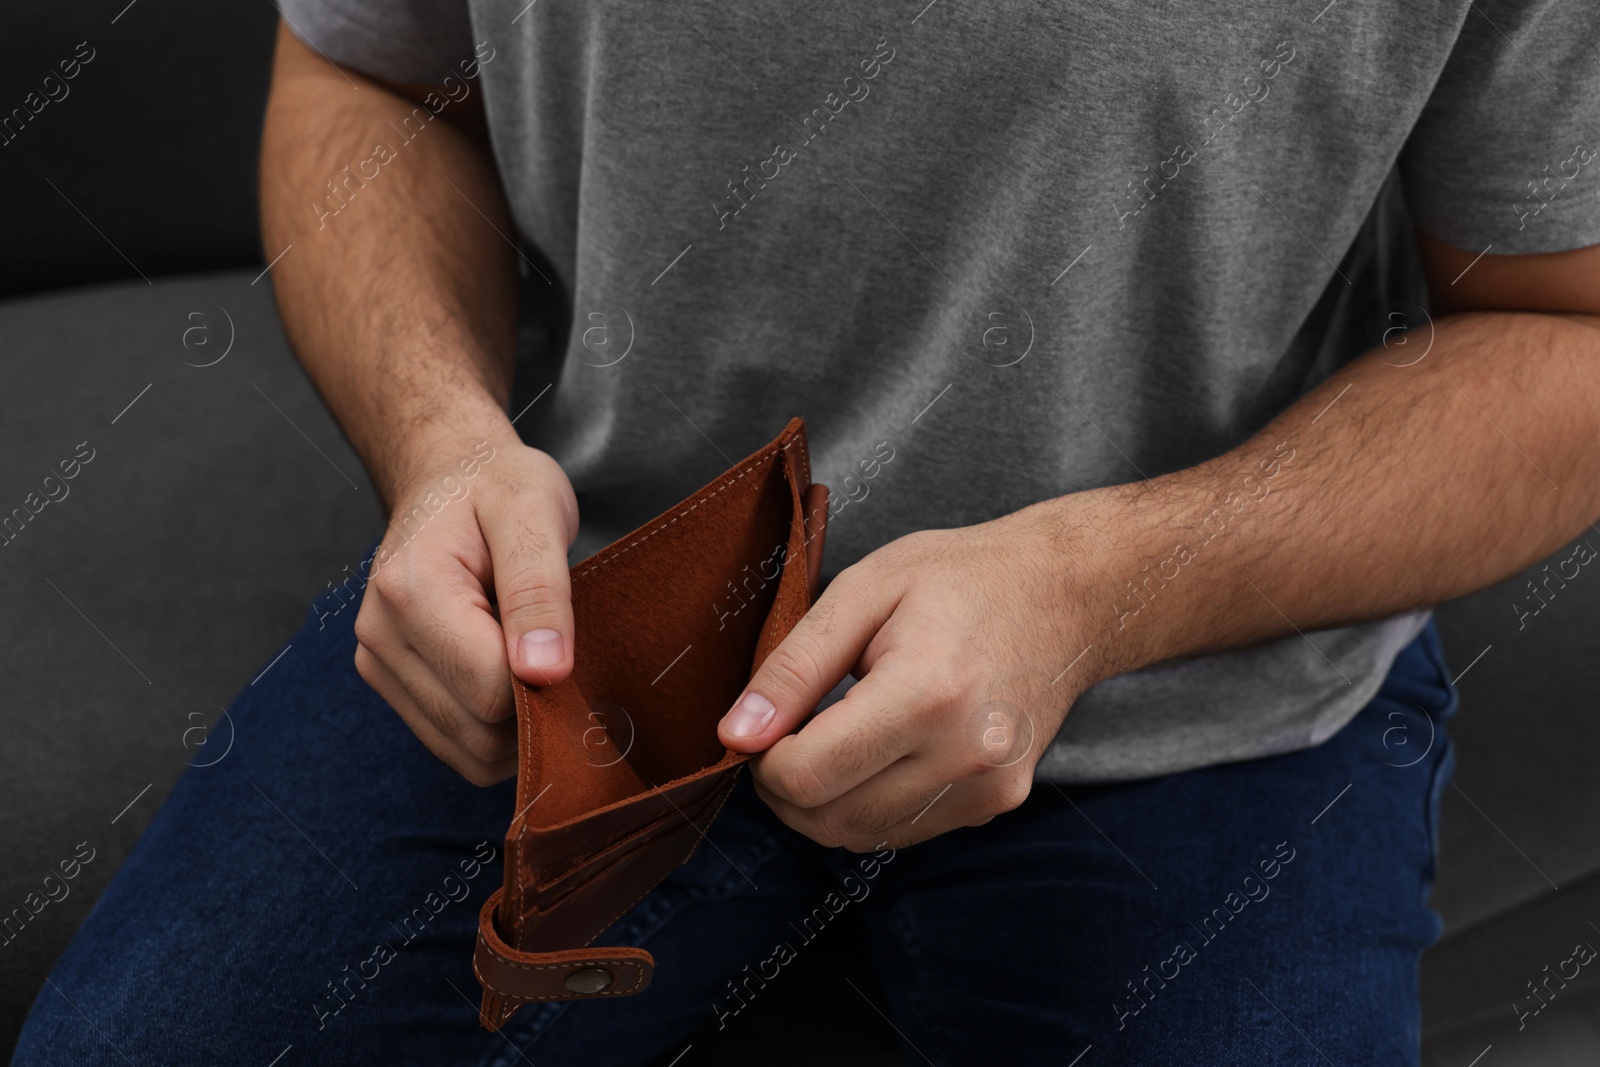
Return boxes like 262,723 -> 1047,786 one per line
16,1 -> 1600,1063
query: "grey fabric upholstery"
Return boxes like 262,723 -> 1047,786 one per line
1433,578 -> 1600,930
1423,572 -> 1600,1056
0,272 -> 380,1052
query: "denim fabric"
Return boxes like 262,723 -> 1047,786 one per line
13,591 -> 1456,1066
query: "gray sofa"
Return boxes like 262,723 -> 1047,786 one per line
2,4 -> 1596,1064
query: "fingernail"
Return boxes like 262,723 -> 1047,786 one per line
723,691 -> 776,738
519,628 -> 564,669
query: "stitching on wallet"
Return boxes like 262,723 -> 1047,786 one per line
511,834 -> 525,944
563,422 -> 809,585
511,685 -> 545,940
474,935 -> 648,1000
569,447 -> 784,584
785,434 -> 811,489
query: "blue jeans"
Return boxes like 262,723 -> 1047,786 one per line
13,592 -> 1457,1066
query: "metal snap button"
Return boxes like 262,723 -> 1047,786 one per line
564,966 -> 614,994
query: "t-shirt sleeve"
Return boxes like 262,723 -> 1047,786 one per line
1400,0 -> 1600,255
276,0 -> 475,85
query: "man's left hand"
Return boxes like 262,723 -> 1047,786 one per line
716,500 -> 1108,851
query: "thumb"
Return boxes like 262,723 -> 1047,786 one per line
718,579 -> 884,752
481,483 -> 578,688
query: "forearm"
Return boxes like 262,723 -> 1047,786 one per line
260,23 -> 518,508
1061,310 -> 1600,683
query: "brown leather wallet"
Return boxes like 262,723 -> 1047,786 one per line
474,417 -> 828,1031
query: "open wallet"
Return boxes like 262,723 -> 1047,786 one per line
474,417 -> 830,1030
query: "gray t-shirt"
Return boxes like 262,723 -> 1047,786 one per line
282,0 -> 1600,782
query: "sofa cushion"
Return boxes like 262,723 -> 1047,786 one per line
1430,557 -> 1600,932
0,270 -> 379,1053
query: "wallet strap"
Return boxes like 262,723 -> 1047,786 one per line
474,890 -> 654,1028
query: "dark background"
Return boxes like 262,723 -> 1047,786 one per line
2,2 -> 1597,1064
0,2 -> 275,298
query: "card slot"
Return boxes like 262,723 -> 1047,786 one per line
521,770 -> 730,881
513,811 -> 715,955
518,779 -> 731,907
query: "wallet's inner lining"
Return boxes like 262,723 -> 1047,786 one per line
523,440 -> 807,826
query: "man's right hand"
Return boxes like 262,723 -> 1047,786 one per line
352,425 -> 579,786
261,21 -> 566,784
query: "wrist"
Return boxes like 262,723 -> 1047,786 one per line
1024,479 -> 1208,690
1035,440 -> 1299,688
378,392 -> 521,512
1081,483 -> 1187,683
